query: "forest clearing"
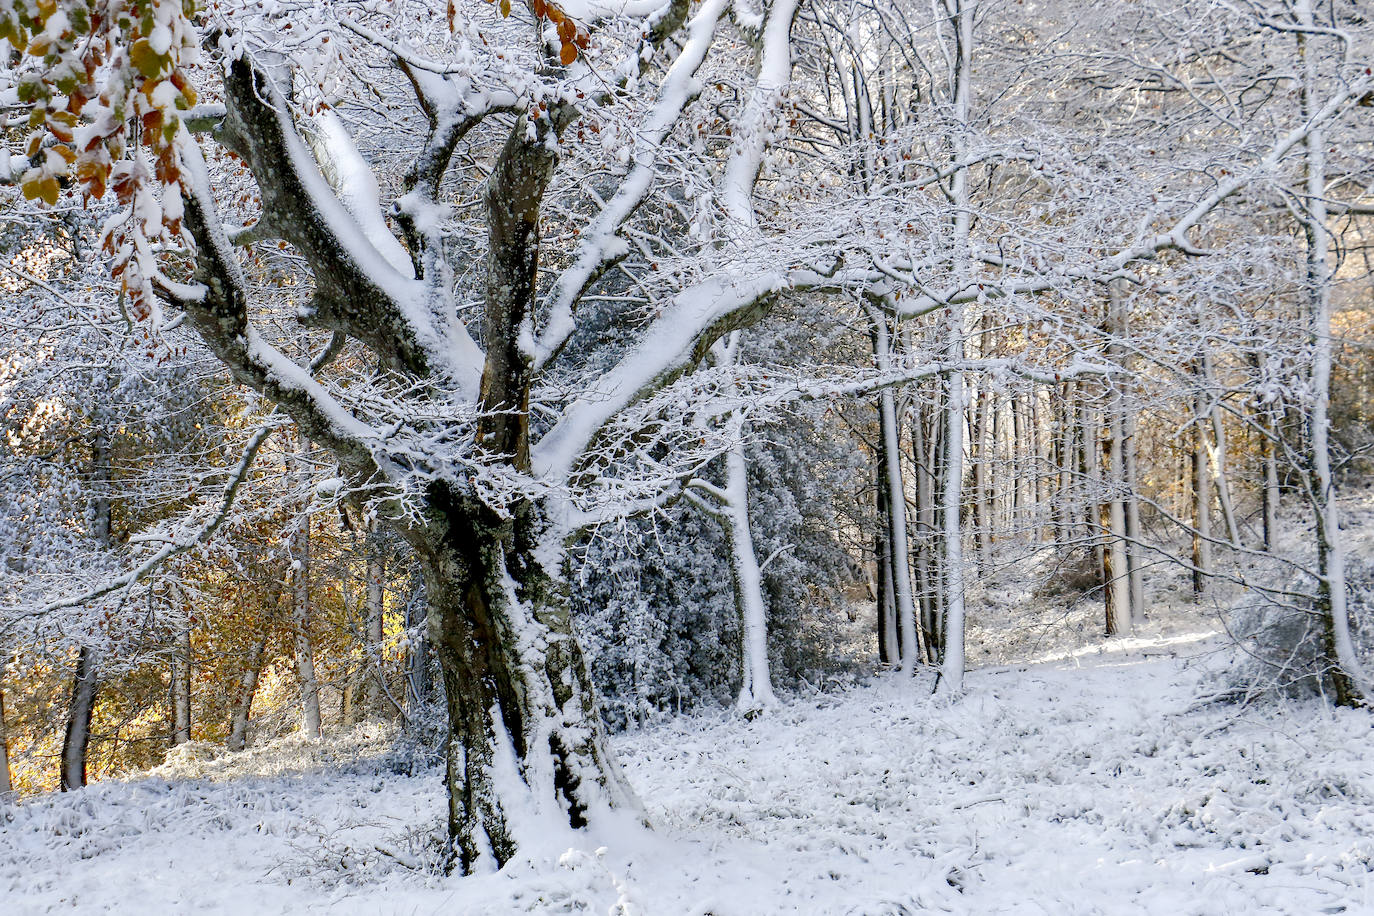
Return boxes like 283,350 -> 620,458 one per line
2,0 -> 1374,912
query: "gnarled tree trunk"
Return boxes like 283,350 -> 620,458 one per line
412,492 -> 638,872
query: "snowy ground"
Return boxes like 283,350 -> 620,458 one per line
5,625 -> 1374,914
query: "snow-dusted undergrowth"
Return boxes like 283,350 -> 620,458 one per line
4,629 -> 1374,914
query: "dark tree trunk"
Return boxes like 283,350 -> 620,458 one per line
874,421 -> 899,664
61,646 -> 99,790
63,425 -> 111,789
413,489 -> 638,872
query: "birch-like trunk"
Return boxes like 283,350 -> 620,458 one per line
870,315 -> 921,674
1297,0 -> 1367,704
287,446 -> 322,739
1191,379 -> 1214,596
1255,351 -> 1282,552
169,582 -> 192,746
1202,354 -> 1241,546
227,629 -> 269,752
171,625 -> 192,745
1103,283 -> 1134,634
723,432 -> 777,711
1103,410 -> 1132,635
912,398 -> 937,663
936,0 -> 974,694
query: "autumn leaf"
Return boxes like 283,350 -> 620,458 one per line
129,38 -> 169,79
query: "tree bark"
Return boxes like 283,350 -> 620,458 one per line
972,367 -> 992,572
1123,400 -> 1146,619
1255,352 -> 1281,552
0,679 -> 12,795
364,523 -> 387,718
1103,282 -> 1134,634
287,441 -> 323,739
1191,377 -> 1213,596
169,583 -> 192,746
1103,410 -> 1132,636
875,446 -> 899,665
870,312 -> 921,673
1202,353 -> 1241,546
61,646 -> 99,790
414,491 -> 639,872
723,433 -> 777,711
1297,0 -> 1366,705
227,630 -> 269,753
936,0 -> 973,695
62,423 -> 111,790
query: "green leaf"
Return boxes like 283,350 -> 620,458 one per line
129,38 -> 168,79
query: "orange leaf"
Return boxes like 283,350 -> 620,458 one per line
560,41 -> 577,65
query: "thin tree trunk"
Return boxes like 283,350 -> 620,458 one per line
405,579 -> 431,712
1262,410 -> 1280,552
227,629 -> 270,752
364,524 -> 387,717
1081,390 -> 1105,590
1192,378 -> 1213,596
1011,393 -> 1025,534
723,430 -> 777,711
1123,403 -> 1146,619
0,680 -> 12,795
1297,0 -> 1366,704
61,647 -> 99,790
1103,408 -> 1132,636
911,399 -> 935,663
1055,382 -> 1075,546
1202,353 -> 1241,546
973,363 -> 992,572
169,583 -> 192,746
1104,282 -> 1135,633
870,312 -> 920,674
936,0 -> 973,695
1257,353 -> 1281,552
875,447 -> 899,665
62,423 -> 111,790
287,441 -> 322,739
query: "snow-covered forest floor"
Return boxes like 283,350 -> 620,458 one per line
6,493 -> 1374,914
5,611 -> 1374,913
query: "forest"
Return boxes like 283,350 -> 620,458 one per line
1,0 -> 1373,911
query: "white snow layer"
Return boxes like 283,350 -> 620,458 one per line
4,635 -> 1374,914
